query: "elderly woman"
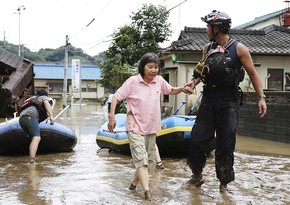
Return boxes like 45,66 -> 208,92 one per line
108,52 -> 192,200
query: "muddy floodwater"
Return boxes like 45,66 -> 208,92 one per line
0,103 -> 289,205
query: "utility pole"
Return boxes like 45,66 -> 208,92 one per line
0,31 -> 6,49
16,5 -> 25,57
63,35 -> 69,107
3,31 -> 6,48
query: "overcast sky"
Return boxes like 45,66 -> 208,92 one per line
0,0 -> 285,56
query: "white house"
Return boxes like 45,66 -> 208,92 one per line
34,64 -> 104,102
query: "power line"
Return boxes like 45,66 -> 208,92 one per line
81,34 -> 123,53
166,0 -> 187,14
69,0 -> 113,40
69,18 -> 96,40
81,0 -> 188,53
70,0 -> 188,54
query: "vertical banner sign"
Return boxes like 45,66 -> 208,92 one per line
72,59 -> 81,93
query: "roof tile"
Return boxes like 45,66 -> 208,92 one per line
164,25 -> 290,55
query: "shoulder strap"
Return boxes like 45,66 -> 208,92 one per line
206,42 -> 216,52
205,45 -> 226,60
223,38 -> 235,49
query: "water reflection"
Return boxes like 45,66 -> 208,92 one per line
0,102 -> 289,204
18,164 -> 49,205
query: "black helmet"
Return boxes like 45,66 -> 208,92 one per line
138,52 -> 160,76
201,10 -> 231,33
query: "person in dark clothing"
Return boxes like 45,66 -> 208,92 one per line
19,90 -> 55,164
185,10 -> 267,193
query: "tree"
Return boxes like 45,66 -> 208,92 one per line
39,46 -> 96,64
99,51 -> 137,93
100,3 -> 172,91
0,40 -> 97,65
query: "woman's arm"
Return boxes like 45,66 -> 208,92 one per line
108,96 -> 118,132
170,86 -> 194,95
44,100 -> 54,124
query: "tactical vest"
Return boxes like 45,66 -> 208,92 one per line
193,39 -> 245,89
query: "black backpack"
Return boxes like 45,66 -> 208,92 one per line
194,39 -> 245,88
19,96 -> 48,122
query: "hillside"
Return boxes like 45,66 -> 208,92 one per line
0,41 -> 99,65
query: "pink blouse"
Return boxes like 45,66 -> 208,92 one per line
115,74 -> 172,135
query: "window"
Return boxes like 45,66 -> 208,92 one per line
285,72 -> 290,91
88,87 -> 97,92
49,84 -> 63,93
162,73 -> 169,102
267,69 -> 283,91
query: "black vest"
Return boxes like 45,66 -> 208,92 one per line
203,39 -> 245,89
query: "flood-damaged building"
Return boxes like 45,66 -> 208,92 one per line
0,49 -> 35,117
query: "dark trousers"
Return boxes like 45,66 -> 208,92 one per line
187,91 -> 240,184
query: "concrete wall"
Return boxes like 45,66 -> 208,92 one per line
238,91 -> 290,143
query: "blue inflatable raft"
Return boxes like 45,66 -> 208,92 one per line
0,117 -> 77,154
96,113 -> 196,156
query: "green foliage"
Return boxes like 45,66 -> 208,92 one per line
94,52 -> 106,65
0,42 -> 45,62
38,46 -> 96,64
100,3 -> 172,91
0,41 -> 97,65
40,47 -> 65,62
108,25 -> 141,66
0,3 -> 172,93
99,54 -> 137,92
131,4 -> 171,45
119,100 -> 127,113
0,42 -> 18,54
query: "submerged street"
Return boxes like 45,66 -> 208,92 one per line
0,103 -> 289,205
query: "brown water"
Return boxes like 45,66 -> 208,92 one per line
0,103 -> 289,205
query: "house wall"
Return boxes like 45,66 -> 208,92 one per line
162,62 -> 200,115
249,55 -> 290,91
69,81 -> 104,99
162,60 -> 198,115
34,79 -> 105,101
246,16 -> 283,29
241,14 -> 284,30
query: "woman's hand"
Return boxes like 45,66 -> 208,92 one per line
182,86 -> 194,95
49,115 -> 55,125
184,81 -> 194,87
108,116 -> 116,132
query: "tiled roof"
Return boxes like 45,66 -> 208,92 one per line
0,49 -> 24,71
34,64 -> 101,80
163,25 -> 290,55
234,9 -> 286,29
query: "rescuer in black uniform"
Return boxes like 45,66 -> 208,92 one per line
185,10 -> 267,193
